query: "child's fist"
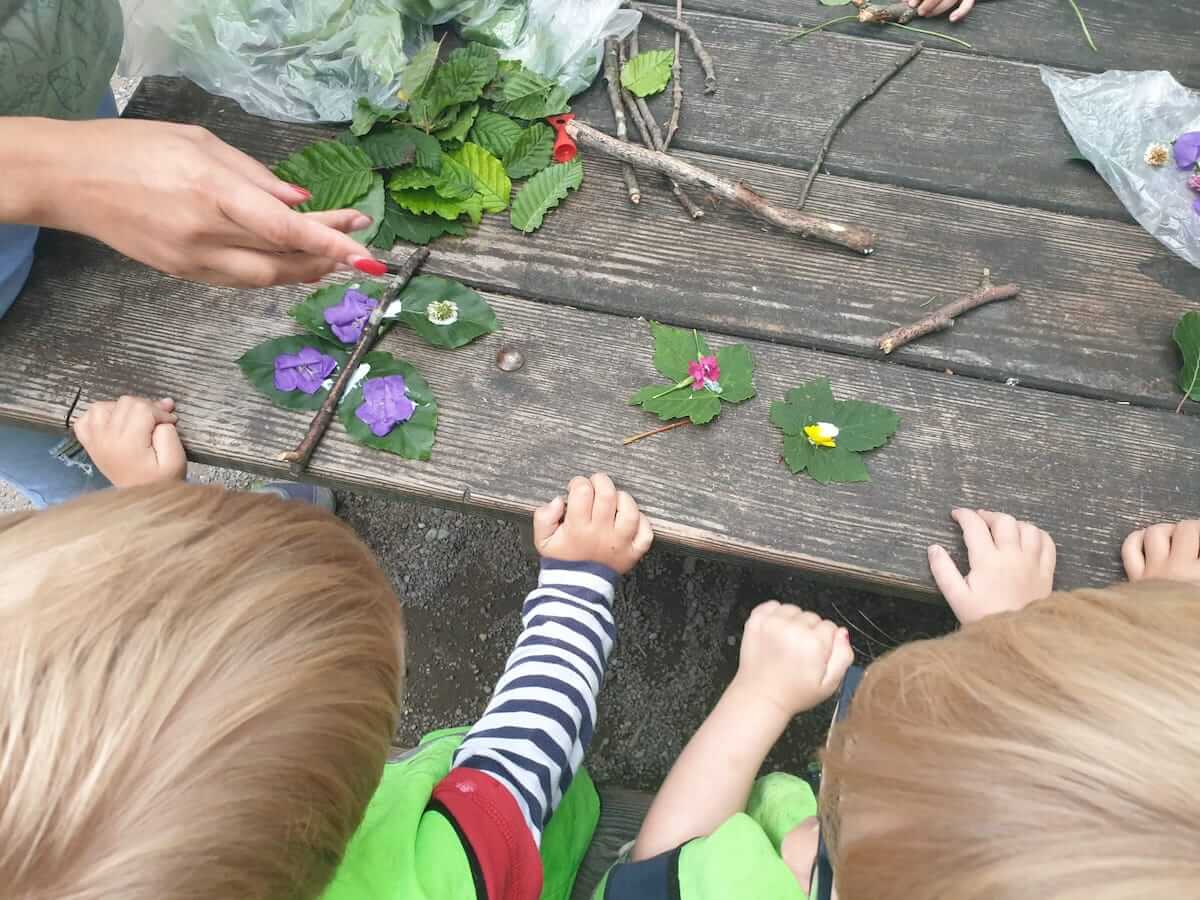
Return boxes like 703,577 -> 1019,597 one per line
908,0 -> 975,22
732,601 -> 853,717
533,473 -> 653,575
74,396 -> 187,488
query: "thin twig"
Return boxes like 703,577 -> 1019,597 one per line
885,22 -> 974,49
567,118 -> 876,254
857,609 -> 898,646
279,248 -> 430,475
604,39 -> 641,204
798,42 -> 923,210
876,271 -> 1019,354
782,15 -> 857,43
1065,0 -> 1098,52
620,38 -> 703,220
630,3 -> 717,93
665,0 -> 684,147
623,419 -> 691,446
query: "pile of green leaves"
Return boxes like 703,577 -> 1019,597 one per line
1175,310 -> 1200,410
273,40 -> 584,245
630,323 -> 756,424
770,378 -> 900,484
238,276 -> 500,459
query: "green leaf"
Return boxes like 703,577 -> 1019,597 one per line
388,166 -> 440,192
350,174 -> 386,245
630,384 -> 723,425
715,344 -> 756,403
238,336 -> 348,412
450,142 -> 512,213
273,141 -> 374,212
433,153 -> 481,201
391,187 -> 476,221
771,378 -> 899,483
434,102 -> 480,144
650,322 -> 710,382
339,352 -> 438,460
621,49 -> 675,98
493,64 -> 570,120
504,122 -> 554,179
290,280 -> 389,346
393,275 -> 500,348
1175,311 -> 1200,402
351,97 -> 396,137
510,159 -> 583,232
372,195 -> 466,249
409,45 -> 497,129
398,39 -> 442,104
470,110 -> 523,159
358,128 -> 415,169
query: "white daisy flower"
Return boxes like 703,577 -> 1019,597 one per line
427,299 -> 459,326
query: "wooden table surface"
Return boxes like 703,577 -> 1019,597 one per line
2,0 -> 1197,597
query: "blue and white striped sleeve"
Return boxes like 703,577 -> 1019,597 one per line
452,559 -> 618,844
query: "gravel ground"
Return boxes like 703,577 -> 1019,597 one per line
0,74 -> 957,791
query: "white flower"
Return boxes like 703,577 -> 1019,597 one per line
427,299 -> 459,326
1144,143 -> 1171,167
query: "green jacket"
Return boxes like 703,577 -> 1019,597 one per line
0,0 -> 123,117
324,729 -> 599,900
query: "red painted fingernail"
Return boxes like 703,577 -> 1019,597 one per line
352,257 -> 388,277
287,183 -> 312,200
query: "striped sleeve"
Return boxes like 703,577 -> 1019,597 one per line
452,559 -> 618,844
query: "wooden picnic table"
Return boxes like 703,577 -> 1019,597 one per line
1,0 -> 1196,598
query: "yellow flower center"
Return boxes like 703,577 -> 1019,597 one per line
804,422 -> 839,448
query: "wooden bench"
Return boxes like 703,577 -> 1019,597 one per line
1,0 -> 1196,597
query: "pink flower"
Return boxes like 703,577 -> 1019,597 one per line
1189,174 -> 1200,193
688,355 -> 720,390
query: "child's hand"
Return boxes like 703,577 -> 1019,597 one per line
1122,520 -> 1200,586
731,601 -> 853,718
74,396 -> 187,488
908,0 -> 976,22
929,508 -> 1056,625
533,473 -> 653,575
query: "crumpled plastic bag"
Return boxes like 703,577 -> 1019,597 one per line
1042,67 -> 1200,270
464,0 -> 641,97
118,0 -> 435,123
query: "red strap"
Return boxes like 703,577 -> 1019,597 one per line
432,768 -> 544,900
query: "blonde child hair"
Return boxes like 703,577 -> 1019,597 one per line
0,483 -> 406,900
821,580 -> 1200,900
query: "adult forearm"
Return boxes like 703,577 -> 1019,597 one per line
632,680 -> 791,861
0,118 -> 72,226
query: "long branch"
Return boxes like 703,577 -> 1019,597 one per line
567,118 -> 875,254
798,42 -> 923,210
665,0 -> 684,147
630,3 -> 717,93
278,247 -> 430,475
603,39 -> 641,204
876,278 -> 1020,354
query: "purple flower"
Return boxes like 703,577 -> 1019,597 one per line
1173,132 -> 1200,170
355,375 -> 416,437
274,347 -> 337,395
324,289 -> 378,344
1194,195 -> 1200,216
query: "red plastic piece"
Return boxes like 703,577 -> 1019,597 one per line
546,113 -> 578,164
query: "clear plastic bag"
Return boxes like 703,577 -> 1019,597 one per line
118,0 -> 435,123
1042,68 -> 1200,270
460,0 -> 641,97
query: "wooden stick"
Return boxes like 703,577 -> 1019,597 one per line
798,42 -> 923,210
620,38 -> 702,220
603,39 -> 641,205
624,419 -> 691,446
632,3 -> 717,93
876,275 -> 1020,354
853,0 -> 918,23
665,0 -> 684,147
567,118 -> 876,254
279,247 -> 430,475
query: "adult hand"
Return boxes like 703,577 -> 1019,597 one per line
34,119 -> 387,287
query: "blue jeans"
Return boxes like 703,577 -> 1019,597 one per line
0,90 -> 118,508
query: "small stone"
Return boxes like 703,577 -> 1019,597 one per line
727,635 -> 737,647
495,345 -> 525,372
436,527 -> 450,540
425,528 -> 438,541
682,557 -> 697,576
477,632 -> 487,642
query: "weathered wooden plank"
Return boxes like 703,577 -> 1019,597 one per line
568,10 -> 1128,221
1,229 -> 1196,595
124,78 -> 1200,411
642,0 -> 1199,85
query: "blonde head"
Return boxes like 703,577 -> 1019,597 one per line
821,580 -> 1200,900
0,483 -> 405,900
